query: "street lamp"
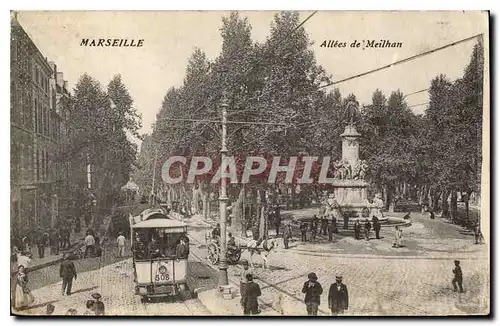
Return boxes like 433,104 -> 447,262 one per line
218,95 -> 229,287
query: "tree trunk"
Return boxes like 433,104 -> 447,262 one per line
431,187 -> 441,212
442,189 -> 450,218
387,183 -> 395,213
450,191 -> 458,223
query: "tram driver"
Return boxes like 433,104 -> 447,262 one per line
148,236 -> 161,259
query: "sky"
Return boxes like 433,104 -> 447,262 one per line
16,11 -> 488,147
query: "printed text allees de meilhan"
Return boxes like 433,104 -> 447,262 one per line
80,39 -> 144,47
320,39 -> 402,49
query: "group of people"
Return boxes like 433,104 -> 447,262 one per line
352,216 -> 382,241
12,224 -> 73,260
302,272 -> 349,316
43,293 -> 105,316
297,215 -> 339,244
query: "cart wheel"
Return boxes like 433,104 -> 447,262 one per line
207,243 -> 219,265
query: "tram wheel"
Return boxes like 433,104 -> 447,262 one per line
207,243 -> 220,265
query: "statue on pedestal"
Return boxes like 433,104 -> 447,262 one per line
352,160 -> 368,180
344,100 -> 360,126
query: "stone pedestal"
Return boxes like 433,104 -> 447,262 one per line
331,124 -> 372,222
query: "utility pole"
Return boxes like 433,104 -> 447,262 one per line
151,148 -> 158,205
218,96 -> 229,287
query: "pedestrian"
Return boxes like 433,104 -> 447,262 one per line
364,219 -> 371,241
92,293 -> 105,315
84,231 -> 95,258
354,220 -> 361,240
60,252 -> 77,296
117,232 -> 126,258
274,204 -> 281,236
328,275 -> 349,315
35,230 -> 45,259
227,233 -> 237,253
22,234 -> 30,253
244,274 -> 261,315
302,272 -> 323,316
343,213 -> 349,230
283,224 -> 293,249
61,226 -> 70,249
452,260 -> 464,293
46,303 -> 55,315
320,216 -> 328,236
14,265 -> 34,310
474,222 -> 483,244
372,216 -> 381,239
332,218 -> 338,233
393,226 -> 403,248
311,221 -> 318,242
50,229 -> 60,256
300,221 -> 308,242
327,220 -> 334,241
235,259 -> 254,312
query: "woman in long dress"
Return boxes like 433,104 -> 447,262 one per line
14,265 -> 34,310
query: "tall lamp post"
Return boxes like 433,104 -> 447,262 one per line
218,96 -> 229,287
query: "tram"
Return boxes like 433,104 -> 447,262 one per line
129,208 -> 192,301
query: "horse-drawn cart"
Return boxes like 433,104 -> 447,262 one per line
206,237 -> 242,265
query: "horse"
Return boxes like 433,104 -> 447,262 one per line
244,238 -> 279,270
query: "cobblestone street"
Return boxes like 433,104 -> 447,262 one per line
18,256 -> 215,316
15,211 -> 489,316
186,213 -> 490,316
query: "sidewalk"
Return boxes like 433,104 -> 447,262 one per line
17,230 -> 86,273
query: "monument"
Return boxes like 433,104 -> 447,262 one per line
325,101 -> 387,224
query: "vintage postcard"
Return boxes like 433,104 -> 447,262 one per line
10,10 -> 490,316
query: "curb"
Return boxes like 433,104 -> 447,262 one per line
187,232 -> 280,316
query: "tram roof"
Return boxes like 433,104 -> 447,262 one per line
131,218 -> 186,229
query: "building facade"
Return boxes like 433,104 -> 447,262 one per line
11,16 -> 71,234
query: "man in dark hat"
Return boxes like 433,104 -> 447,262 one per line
302,272 -> 323,316
300,221 -> 308,242
354,220 -> 361,240
244,274 -> 261,315
372,216 -> 381,239
60,252 -> 77,296
320,216 -> 328,236
92,293 -> 105,315
364,219 -> 371,241
452,260 -> 464,293
328,275 -> 349,315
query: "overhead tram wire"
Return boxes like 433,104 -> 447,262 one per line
319,33 -> 483,89
403,88 -> 429,99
